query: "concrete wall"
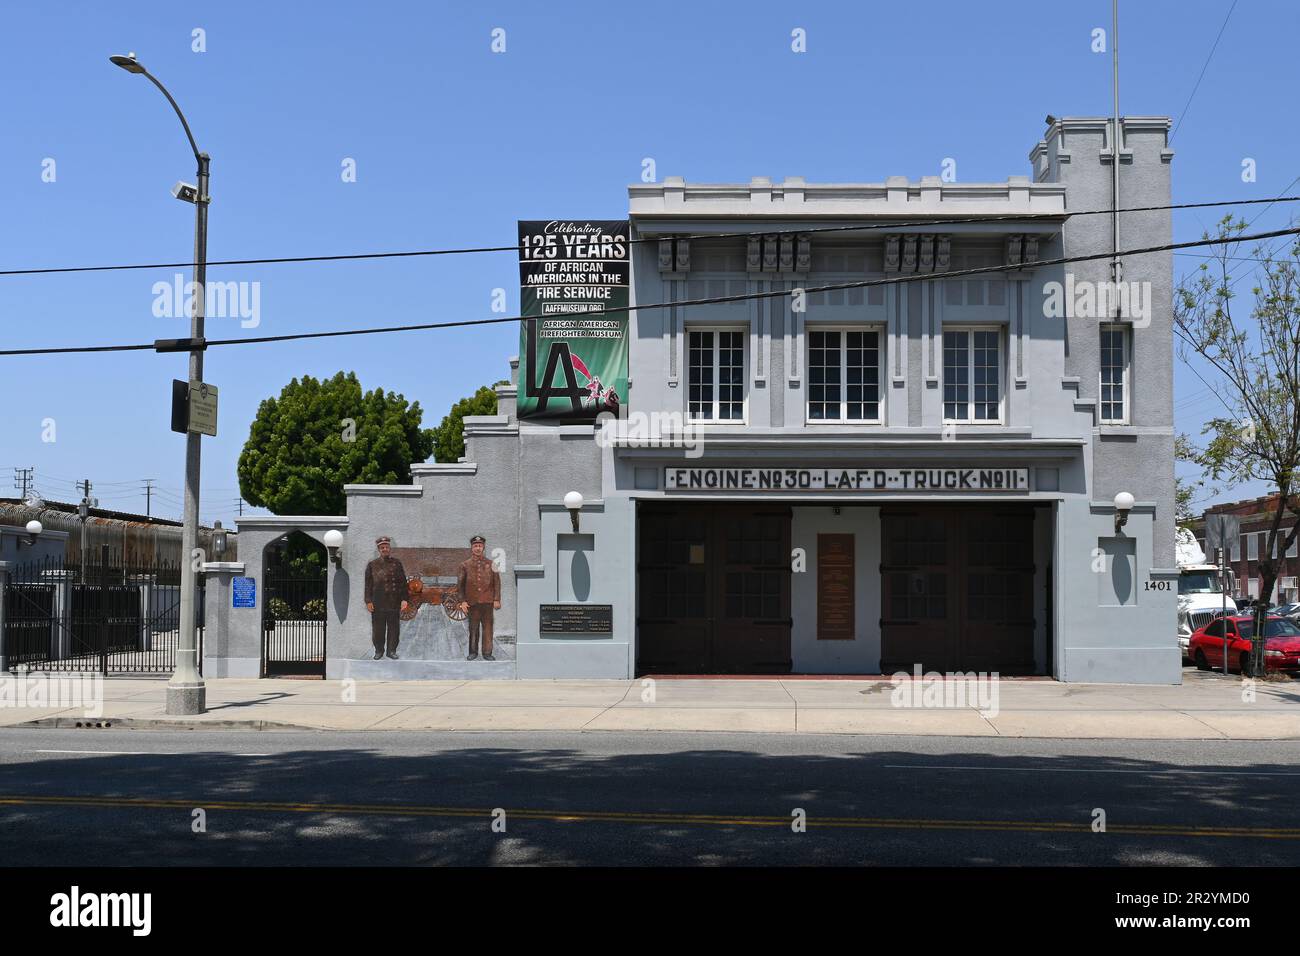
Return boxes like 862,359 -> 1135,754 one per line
790,506 -> 882,673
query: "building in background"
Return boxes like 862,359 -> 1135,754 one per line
0,498 -> 236,565
1189,494 -> 1300,604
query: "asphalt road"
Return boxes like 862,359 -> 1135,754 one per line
0,728 -> 1297,866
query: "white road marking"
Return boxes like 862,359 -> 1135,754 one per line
885,764 -> 1300,776
30,749 -> 271,757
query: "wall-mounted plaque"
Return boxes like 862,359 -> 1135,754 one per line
540,603 -> 613,634
817,534 -> 854,641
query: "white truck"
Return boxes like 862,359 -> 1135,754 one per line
1176,527 -> 1238,661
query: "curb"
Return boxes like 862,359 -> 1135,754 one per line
17,716 -> 314,732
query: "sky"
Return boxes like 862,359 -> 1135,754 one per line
1,0 -> 1297,526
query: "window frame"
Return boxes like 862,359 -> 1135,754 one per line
685,326 -> 748,424
804,325 -> 885,425
942,325 -> 1005,425
1099,323 -> 1131,425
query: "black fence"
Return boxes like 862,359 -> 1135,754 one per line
262,573 -> 327,677
1,550 -> 204,675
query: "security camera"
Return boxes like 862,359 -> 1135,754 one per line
172,181 -> 200,203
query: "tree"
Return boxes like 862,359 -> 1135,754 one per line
1175,216 -> 1300,676
238,371 -> 435,515
430,383 -> 506,463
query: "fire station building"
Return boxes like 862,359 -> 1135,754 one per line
208,116 -> 1179,683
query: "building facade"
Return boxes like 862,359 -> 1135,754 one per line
207,116 -> 1179,683
1190,495 -> 1300,605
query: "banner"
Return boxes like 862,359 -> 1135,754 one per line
517,219 -> 630,421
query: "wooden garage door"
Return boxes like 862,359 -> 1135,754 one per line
638,503 -> 791,674
880,505 -> 1036,673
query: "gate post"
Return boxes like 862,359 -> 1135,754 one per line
0,561 -> 12,674
41,568 -> 75,661
130,573 -> 157,652
200,561 -> 247,677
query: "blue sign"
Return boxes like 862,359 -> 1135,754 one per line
232,577 -> 256,608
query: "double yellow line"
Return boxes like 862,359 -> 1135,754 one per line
3,793 -> 1299,839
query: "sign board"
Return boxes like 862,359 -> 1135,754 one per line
170,379 -> 218,437
187,381 -> 218,436
232,576 -> 256,608
665,467 -> 1031,493
1204,513 -> 1242,557
517,220 -> 630,422
817,534 -> 855,641
539,603 -> 613,634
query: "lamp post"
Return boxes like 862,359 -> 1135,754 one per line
111,52 -> 208,715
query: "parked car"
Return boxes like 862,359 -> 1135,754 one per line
1273,602 -> 1300,620
1188,615 -> 1300,674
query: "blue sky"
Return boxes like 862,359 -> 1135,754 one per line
1,0 -> 1296,525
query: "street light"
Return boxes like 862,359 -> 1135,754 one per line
1113,491 -> 1135,533
111,51 -> 210,716
564,491 -> 584,533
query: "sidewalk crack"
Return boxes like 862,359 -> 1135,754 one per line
777,679 -> 799,733
578,679 -> 637,732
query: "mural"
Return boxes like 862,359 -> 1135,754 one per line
361,536 -> 511,662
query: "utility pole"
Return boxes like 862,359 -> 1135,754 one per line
111,51 -> 209,715
142,479 -> 157,517
13,467 -> 33,499
77,478 -> 96,584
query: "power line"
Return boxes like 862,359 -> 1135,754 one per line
1170,0 -> 1239,142
1,195 -> 1298,279
3,224 -> 1298,359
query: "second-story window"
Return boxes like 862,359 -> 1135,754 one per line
807,328 -> 881,422
1100,324 -> 1130,423
688,329 -> 745,422
943,327 -> 1002,423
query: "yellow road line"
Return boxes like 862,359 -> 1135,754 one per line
1,794 -> 1297,839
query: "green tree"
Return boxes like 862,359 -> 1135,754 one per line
238,372 -> 435,515
1175,216 -> 1300,675
430,383 -> 505,463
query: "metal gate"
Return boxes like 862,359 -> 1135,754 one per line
262,572 -> 327,677
0,551 -> 202,675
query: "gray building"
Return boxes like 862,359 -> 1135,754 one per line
209,116 -> 1178,683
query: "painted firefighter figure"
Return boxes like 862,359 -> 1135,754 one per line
457,534 -> 501,661
364,536 -> 409,660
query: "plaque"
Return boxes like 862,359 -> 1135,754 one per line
539,603 -> 613,634
817,534 -> 854,640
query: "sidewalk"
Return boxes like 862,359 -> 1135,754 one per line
2,670 -> 1298,738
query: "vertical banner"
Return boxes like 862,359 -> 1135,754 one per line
517,219 -> 630,421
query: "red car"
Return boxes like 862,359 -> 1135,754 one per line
1188,615 -> 1300,674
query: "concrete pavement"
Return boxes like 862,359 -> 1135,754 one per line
2,669 -> 1297,738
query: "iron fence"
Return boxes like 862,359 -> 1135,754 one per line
0,550 -> 203,675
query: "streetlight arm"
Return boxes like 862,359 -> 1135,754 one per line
139,68 -> 203,166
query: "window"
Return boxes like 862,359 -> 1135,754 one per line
1099,324 -> 1129,423
807,328 -> 882,422
1288,532 -> 1298,558
943,327 -> 1002,422
1248,578 -> 1259,598
687,329 -> 745,422
1247,533 -> 1259,561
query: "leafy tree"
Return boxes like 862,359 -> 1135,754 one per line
430,383 -> 506,463
238,371 -> 434,515
1175,216 -> 1300,675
